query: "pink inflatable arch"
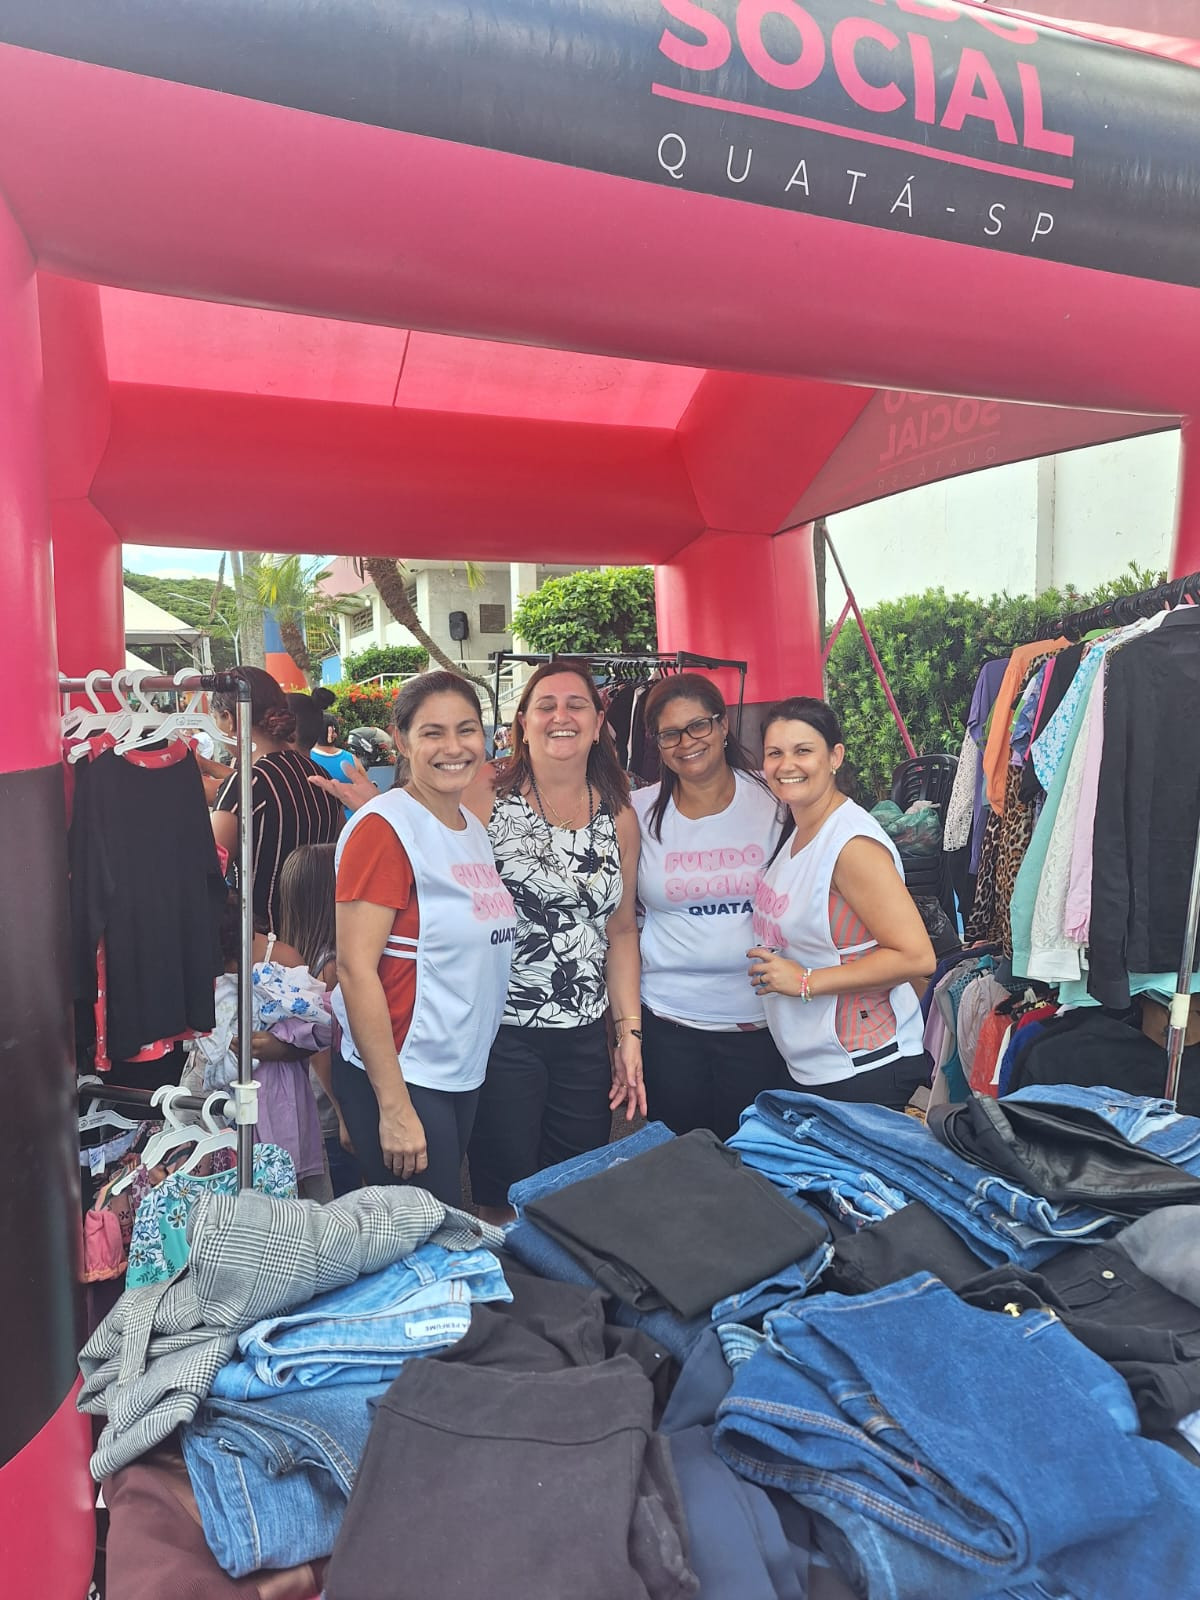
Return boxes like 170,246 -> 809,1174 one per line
1,3 -> 1198,1588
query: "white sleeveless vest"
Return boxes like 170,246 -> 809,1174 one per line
332,788 -> 515,1092
753,799 -> 924,1085
633,772 -> 784,1027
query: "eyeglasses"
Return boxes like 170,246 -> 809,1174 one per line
655,715 -> 718,748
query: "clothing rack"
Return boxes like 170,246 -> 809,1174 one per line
1047,568 -> 1200,642
1031,573 -> 1200,1106
59,668 -> 258,1188
76,1082 -> 214,1118
489,650 -> 749,738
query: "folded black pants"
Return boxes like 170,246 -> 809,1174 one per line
326,1355 -> 697,1600
525,1128 -> 828,1319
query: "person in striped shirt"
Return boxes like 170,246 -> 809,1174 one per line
212,666 -> 342,934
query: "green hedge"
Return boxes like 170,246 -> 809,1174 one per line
342,644 -> 429,681
825,563 -> 1164,800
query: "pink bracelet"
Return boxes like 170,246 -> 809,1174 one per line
799,967 -> 813,1004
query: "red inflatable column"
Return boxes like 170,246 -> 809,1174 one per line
38,275 -> 125,678
53,500 -> 125,678
1170,418 -> 1200,579
656,526 -> 822,741
0,205 -> 95,1596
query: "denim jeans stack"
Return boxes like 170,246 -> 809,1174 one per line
182,1241 -> 512,1575
504,1123 -> 834,1360
713,1272 -> 1200,1600
728,1091 -> 1124,1266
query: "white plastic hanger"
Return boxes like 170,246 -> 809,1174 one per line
176,1092 -> 238,1175
111,669 -> 169,753
67,669 -> 138,763
78,1097 -> 143,1134
109,1086 -> 200,1192
116,667 -> 234,755
61,668 -> 113,743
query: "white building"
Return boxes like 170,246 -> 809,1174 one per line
825,430 -> 1182,610
320,558 -> 585,678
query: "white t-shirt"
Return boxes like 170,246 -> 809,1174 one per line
633,772 -> 784,1028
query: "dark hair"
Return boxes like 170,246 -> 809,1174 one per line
760,696 -> 844,750
496,658 -> 630,814
641,673 -> 765,842
311,687 -> 337,714
392,670 -> 483,737
286,692 -> 324,751
761,697 -> 847,862
278,844 -> 337,976
213,665 -> 297,743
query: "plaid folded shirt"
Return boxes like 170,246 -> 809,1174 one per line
80,1187 -> 503,1479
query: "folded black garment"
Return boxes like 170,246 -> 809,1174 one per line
928,1094 -> 1200,1217
326,1356 -> 698,1600
822,1200 -> 991,1297
525,1128 -> 827,1319
959,1242 -> 1200,1432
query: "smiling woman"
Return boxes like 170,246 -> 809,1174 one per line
464,659 -> 645,1222
331,672 -> 516,1204
747,695 -> 936,1109
632,674 -> 789,1139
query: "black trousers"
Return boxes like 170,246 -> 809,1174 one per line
641,1009 -> 789,1142
332,1050 -> 478,1208
801,1053 -> 931,1112
468,1020 -> 612,1207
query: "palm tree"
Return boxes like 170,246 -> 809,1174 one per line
361,557 -> 497,719
245,555 -> 351,685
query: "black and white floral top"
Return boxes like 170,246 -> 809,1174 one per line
488,789 -> 623,1028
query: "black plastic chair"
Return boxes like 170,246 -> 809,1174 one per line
891,753 -> 959,823
891,753 -> 961,931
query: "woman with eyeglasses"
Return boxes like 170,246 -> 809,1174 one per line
633,675 -> 789,1139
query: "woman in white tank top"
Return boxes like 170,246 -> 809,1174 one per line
332,672 -> 515,1205
634,676 -> 789,1139
747,698 -> 936,1111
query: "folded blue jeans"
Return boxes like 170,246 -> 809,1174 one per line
1004,1085 -> 1200,1172
508,1120 -> 676,1212
182,1380 -> 390,1577
714,1274 -> 1153,1600
211,1243 -> 510,1398
731,1093 -> 1118,1266
710,1240 -> 834,1327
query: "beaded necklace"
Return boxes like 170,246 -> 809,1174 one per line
527,774 -> 612,894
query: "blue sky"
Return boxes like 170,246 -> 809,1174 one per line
124,546 -> 331,580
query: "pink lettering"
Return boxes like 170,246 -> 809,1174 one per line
832,17 -> 904,115
453,861 -> 505,890
1019,60 -> 1074,157
737,0 -> 825,91
941,46 -> 1019,145
472,889 -> 516,922
658,0 -> 732,71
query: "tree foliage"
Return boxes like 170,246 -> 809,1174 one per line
825,563 -> 1165,800
513,566 -> 657,655
122,570 -> 240,670
342,644 -> 429,681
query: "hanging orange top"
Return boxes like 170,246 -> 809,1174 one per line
982,638 -> 1070,815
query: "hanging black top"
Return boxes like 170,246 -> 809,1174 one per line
1089,610 -> 1200,1007
215,747 -> 342,931
69,749 -> 226,1060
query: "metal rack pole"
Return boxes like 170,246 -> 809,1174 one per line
1166,812 -> 1200,1103
234,671 -> 256,1188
